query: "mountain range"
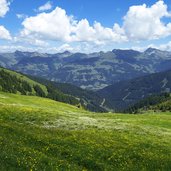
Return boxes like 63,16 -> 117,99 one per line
1,48 -> 171,90
1,48 -> 171,112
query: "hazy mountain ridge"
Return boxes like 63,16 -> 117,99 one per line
1,48 -> 171,90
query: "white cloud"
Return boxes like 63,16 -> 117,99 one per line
21,7 -> 127,44
159,42 -> 171,51
2,0 -> 169,53
57,43 -> 73,52
14,36 -> 48,47
16,14 -> 27,19
0,25 -> 11,40
46,44 -> 74,53
123,1 -> 171,40
0,0 -> 11,40
0,0 -> 10,17
21,7 -> 73,42
72,20 -> 127,44
38,1 -> 52,12
0,45 -> 33,52
20,1 -> 171,47
0,44 -> 74,53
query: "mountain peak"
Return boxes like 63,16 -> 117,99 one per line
144,47 -> 169,57
56,50 -> 72,58
145,47 -> 158,53
58,50 -> 71,55
112,49 -> 141,60
14,50 -> 23,54
144,47 -> 167,55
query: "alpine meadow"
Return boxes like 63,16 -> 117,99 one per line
1,0 -> 171,170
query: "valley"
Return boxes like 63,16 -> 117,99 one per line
1,49 -> 171,171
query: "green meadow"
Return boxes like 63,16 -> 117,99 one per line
0,91 -> 171,171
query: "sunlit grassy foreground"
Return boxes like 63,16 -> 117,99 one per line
0,91 -> 171,171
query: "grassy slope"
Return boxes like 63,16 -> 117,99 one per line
0,91 -> 171,170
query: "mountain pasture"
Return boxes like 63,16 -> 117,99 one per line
0,92 -> 171,170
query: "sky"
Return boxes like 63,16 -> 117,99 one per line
0,0 -> 171,53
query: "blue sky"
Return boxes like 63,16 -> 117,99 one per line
0,0 -> 171,53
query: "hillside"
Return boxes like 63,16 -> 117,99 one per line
124,93 -> 171,113
128,93 -> 171,114
0,91 -> 171,170
0,67 -> 48,96
0,67 -> 108,112
98,69 -> 171,112
0,67 -> 79,106
1,48 -> 171,90
28,75 -> 109,112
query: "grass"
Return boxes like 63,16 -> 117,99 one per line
0,91 -> 171,170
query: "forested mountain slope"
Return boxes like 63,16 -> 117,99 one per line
98,69 -> 171,111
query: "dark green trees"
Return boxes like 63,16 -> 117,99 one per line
0,70 -> 32,95
33,85 -> 46,97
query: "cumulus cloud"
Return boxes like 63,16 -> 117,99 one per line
20,1 -> 171,46
123,1 -> 171,40
72,20 -> 127,44
2,0 -> 166,53
21,7 -> 126,44
21,7 -> 73,42
0,0 -> 10,17
38,1 -> 53,12
0,25 -> 11,40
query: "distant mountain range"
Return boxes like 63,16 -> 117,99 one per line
1,48 -> 171,90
